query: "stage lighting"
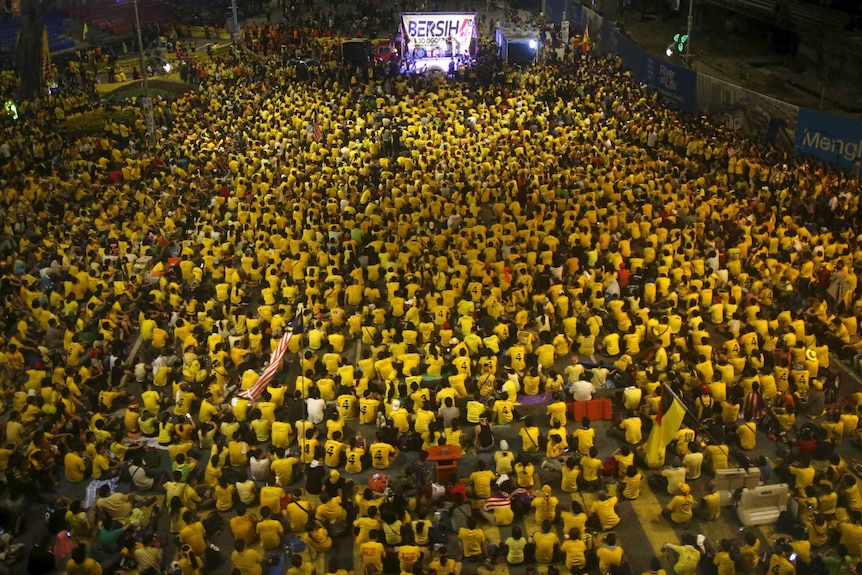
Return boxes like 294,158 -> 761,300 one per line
528,39 -> 538,50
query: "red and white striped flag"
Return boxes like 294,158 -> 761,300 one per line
238,314 -> 301,401
312,114 -> 323,142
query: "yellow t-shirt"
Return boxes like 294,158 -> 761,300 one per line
469,469 -> 495,499
231,548 -> 264,575
346,447 -> 365,474
667,494 -> 694,523
459,527 -> 487,558
622,471 -> 643,499
256,518 -> 284,550
561,538 -> 587,569
590,497 -> 620,530
596,545 -> 624,573
533,531 -> 559,563
64,452 -> 88,483
360,541 -> 386,570
369,442 -> 396,469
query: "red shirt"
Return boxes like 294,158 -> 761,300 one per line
447,482 -> 467,502
618,268 -> 630,288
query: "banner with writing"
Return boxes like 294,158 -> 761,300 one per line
794,108 -> 862,172
645,56 -> 698,113
401,12 -> 476,52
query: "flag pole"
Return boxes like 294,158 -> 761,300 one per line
659,381 -> 731,459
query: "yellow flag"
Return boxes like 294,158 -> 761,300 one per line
83,22 -> 88,41
643,387 -> 686,468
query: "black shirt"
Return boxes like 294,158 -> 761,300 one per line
305,464 -> 326,495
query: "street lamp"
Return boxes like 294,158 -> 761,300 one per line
231,0 -> 240,40
132,0 -> 155,144
132,0 -> 149,94
668,2 -> 694,66
684,0 -> 694,67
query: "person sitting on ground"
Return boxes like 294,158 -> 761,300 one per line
663,536 -> 702,575
662,482 -> 694,524
597,533 -> 625,574
589,490 -> 621,531
531,519 -> 560,565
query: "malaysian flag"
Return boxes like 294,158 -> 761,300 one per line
312,113 -> 323,142
238,313 -> 302,401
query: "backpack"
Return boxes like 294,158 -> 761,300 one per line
144,450 -> 162,469
284,537 -> 307,554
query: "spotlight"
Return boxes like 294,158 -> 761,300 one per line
528,39 -> 537,50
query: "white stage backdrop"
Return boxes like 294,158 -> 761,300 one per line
401,12 -> 477,54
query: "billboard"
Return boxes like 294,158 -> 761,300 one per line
794,108 -> 862,172
645,57 -> 698,113
697,73 -> 799,151
401,12 -> 476,54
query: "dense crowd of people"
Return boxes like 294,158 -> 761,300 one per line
1,2 -> 862,575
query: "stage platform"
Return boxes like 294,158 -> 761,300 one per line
405,56 -> 466,74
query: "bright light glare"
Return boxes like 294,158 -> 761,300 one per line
528,39 -> 538,50
163,63 -> 172,73
666,47 -> 673,56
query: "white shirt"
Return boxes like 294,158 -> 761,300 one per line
306,398 -> 326,424
128,464 -> 154,490
249,456 -> 272,481
569,379 -> 596,402
152,354 -> 169,377
683,452 -> 703,480
661,467 -> 688,494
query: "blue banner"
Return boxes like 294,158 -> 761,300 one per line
614,32 -> 648,84
794,108 -> 862,171
602,26 -> 696,113
645,57 -> 697,113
